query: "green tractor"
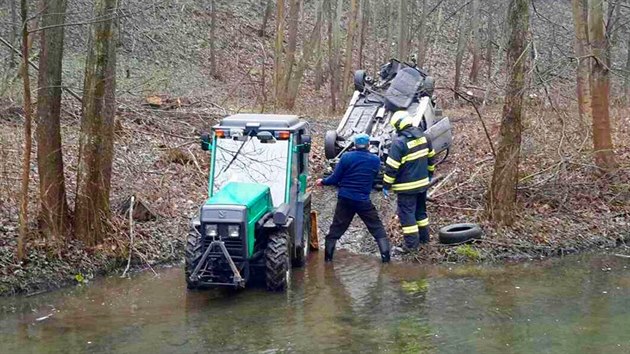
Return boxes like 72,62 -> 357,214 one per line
186,114 -> 313,291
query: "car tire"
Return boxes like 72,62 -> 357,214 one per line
354,70 -> 367,92
438,223 -> 482,245
324,130 -> 339,160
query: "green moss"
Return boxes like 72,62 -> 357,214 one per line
455,244 -> 481,261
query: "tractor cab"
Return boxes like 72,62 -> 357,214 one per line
186,114 -> 312,291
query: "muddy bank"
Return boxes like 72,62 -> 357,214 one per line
2,101 -> 629,296
310,105 -> 630,264
1,100 -> 217,296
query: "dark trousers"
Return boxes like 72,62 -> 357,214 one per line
326,197 -> 387,242
397,191 -> 429,249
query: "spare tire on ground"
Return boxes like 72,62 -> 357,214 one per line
438,223 -> 482,244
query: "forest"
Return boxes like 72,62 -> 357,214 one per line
0,0 -> 629,295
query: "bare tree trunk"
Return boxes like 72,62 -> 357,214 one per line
286,0 -> 324,108
454,13 -> 467,99
384,0 -> 393,62
279,0 -> 300,105
572,0 -> 592,123
417,0 -> 427,68
274,0 -> 285,107
625,36 -> 630,104
488,0 -> 529,226
486,12 -> 494,81
341,0 -> 358,95
605,1 -> 620,70
75,0 -> 118,246
260,41 -> 268,112
10,0 -> 18,67
397,0 -> 407,60
209,0 -> 219,79
314,1 -> 325,90
371,0 -> 379,71
426,4 -> 443,72
469,0 -> 481,83
357,0 -> 366,69
328,0 -> 343,112
36,0 -> 70,240
587,0 -> 616,171
260,0 -> 274,37
18,0 -> 33,261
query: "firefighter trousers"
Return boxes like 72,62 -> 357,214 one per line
397,191 -> 429,249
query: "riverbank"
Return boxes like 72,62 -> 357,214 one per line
1,99 -> 629,296
316,104 -> 630,264
0,99 -> 220,295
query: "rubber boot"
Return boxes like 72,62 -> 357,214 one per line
376,238 -> 391,263
324,239 -> 337,262
404,234 -> 420,250
418,227 -> 430,245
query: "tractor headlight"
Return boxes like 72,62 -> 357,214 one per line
205,224 -> 218,237
228,225 -> 240,238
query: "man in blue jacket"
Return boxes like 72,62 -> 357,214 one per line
316,134 -> 391,263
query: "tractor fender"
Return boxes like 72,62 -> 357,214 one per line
273,203 -> 291,225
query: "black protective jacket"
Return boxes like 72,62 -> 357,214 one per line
382,127 -> 435,194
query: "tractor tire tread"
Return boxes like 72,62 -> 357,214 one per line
265,231 -> 289,291
185,229 -> 203,289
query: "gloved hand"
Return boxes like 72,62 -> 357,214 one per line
382,188 -> 389,199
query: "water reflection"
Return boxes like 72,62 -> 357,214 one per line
1,253 -> 630,353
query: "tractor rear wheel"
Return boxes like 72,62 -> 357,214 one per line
265,230 -> 290,291
185,228 -> 203,289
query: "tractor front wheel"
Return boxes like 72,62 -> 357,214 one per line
265,230 -> 290,291
185,228 -> 203,289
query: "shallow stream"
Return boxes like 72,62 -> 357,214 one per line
1,252 -> 630,353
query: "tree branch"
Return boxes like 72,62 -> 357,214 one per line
445,87 -> 496,158
0,35 -> 83,102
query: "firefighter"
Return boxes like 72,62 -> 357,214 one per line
316,133 -> 391,263
382,110 -> 436,251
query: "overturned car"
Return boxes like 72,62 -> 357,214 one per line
324,59 -> 453,187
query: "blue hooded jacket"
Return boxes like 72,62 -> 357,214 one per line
322,149 -> 380,201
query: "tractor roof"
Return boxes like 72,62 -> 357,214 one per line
217,114 -> 303,130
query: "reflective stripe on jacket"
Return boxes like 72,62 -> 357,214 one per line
383,127 -> 435,194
